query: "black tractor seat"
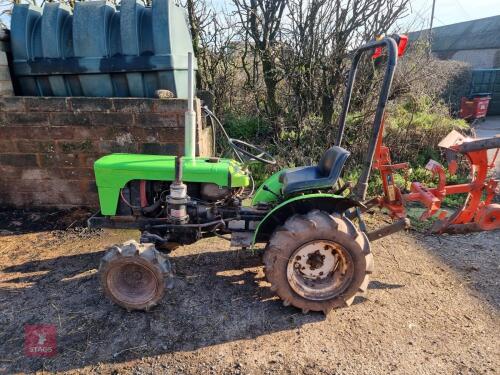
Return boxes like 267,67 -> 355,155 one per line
281,146 -> 350,195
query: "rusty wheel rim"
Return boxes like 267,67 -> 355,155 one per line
286,240 -> 354,301
106,261 -> 159,306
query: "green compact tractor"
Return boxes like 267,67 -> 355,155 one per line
89,36 -> 409,314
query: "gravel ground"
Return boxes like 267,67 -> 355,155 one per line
0,210 -> 498,374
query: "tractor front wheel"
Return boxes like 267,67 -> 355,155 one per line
263,210 -> 373,314
99,240 -> 173,311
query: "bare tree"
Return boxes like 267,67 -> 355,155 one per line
185,0 -> 209,87
282,0 -> 409,128
199,14 -> 239,112
232,0 -> 287,122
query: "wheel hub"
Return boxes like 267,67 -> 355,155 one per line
287,240 -> 354,301
107,262 -> 159,306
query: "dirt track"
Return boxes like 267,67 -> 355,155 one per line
0,211 -> 499,374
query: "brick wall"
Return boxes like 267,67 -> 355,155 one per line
0,96 -> 213,209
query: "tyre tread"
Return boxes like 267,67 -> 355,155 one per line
264,210 -> 373,314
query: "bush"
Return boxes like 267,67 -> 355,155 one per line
212,111 -> 272,160
276,114 -> 333,167
223,112 -> 272,141
392,40 -> 472,116
384,95 -> 469,167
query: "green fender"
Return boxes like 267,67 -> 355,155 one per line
252,193 -> 360,245
251,170 -> 284,205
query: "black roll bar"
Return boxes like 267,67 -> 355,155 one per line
335,37 -> 399,201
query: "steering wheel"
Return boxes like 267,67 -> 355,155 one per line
228,138 -> 277,165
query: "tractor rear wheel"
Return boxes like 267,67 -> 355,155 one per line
99,240 -> 173,311
263,210 -> 373,314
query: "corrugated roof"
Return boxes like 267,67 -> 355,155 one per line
409,15 -> 500,52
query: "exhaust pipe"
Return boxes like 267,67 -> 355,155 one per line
167,54 -> 195,224
185,52 -> 196,159
167,156 -> 189,224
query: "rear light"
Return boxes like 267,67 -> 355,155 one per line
372,47 -> 383,59
372,35 -> 384,59
372,34 -> 409,59
397,35 -> 408,57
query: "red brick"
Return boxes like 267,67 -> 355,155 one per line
113,98 -> 155,113
78,126 -> 128,141
0,97 -> 25,112
49,112 -> 93,126
0,154 -> 39,167
0,179 -> 87,205
0,165 -> 22,179
0,140 -> 18,152
99,141 -> 138,153
24,97 -> 68,112
71,126 -> 94,140
91,112 -> 133,126
70,97 -> 113,112
0,126 -> 51,140
48,167 -> 95,179
0,179 -> 50,192
3,112 -> 49,126
132,126 -> 185,143
16,140 -> 56,153
56,140 -> 96,154
135,113 -> 179,128
49,126 -> 76,139
20,168 -> 51,180
74,126 -> 136,141
156,128 -> 184,142
153,99 -> 189,113
39,153 -> 81,168
78,154 -> 102,168
36,187 -> 86,205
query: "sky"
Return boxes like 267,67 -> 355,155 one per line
405,0 -> 500,31
210,0 -> 500,31
2,0 -> 500,30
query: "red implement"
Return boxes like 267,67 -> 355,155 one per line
373,128 -> 500,234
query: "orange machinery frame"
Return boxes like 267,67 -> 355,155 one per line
372,124 -> 500,233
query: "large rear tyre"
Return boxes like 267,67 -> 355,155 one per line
99,240 -> 173,311
263,210 -> 374,314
